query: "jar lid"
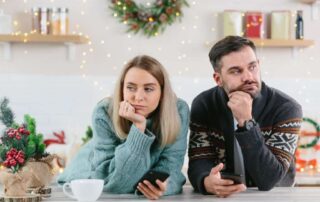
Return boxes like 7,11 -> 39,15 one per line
59,8 -> 69,13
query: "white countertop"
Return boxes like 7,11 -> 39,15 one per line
42,185 -> 320,202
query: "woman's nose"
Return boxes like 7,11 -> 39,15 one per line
134,90 -> 144,102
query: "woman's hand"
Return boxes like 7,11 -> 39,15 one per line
137,179 -> 167,200
119,100 -> 146,132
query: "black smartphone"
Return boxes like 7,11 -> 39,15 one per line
221,172 -> 244,184
135,170 -> 169,190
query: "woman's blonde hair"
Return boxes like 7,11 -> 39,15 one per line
109,55 -> 181,147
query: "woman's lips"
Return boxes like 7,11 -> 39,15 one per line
132,105 -> 146,110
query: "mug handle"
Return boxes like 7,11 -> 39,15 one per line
62,183 -> 76,199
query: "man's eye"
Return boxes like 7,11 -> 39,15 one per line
249,65 -> 256,70
230,70 -> 240,74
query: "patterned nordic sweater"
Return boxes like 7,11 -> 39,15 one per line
188,82 -> 302,193
58,98 -> 190,195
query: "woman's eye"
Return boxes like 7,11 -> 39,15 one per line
127,86 -> 135,91
145,88 -> 154,92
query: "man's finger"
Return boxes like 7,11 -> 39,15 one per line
210,163 -> 224,175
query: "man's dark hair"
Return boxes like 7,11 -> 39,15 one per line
209,36 -> 256,72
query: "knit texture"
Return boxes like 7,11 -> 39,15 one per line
188,82 -> 302,193
58,98 -> 189,196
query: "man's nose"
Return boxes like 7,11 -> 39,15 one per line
242,70 -> 254,82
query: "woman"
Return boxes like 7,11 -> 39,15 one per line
58,55 -> 189,199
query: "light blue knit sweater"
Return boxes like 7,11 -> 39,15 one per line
58,98 -> 190,196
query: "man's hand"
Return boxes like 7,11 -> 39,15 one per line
137,179 -> 167,200
119,100 -> 146,132
227,91 -> 253,126
204,163 -> 246,197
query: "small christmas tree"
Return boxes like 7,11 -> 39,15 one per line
82,126 -> 93,145
0,97 -> 15,128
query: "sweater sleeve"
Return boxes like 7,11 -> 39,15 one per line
187,97 -> 220,194
149,99 -> 190,196
91,105 -> 156,193
235,101 -> 302,190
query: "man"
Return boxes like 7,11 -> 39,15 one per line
188,36 -> 302,197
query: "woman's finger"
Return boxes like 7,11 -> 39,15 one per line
155,179 -> 167,192
143,180 -> 163,197
138,182 -> 158,200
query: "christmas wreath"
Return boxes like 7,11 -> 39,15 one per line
110,0 -> 189,37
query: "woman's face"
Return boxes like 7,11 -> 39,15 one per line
123,67 -> 162,117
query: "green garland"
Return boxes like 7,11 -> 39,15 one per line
110,0 -> 189,37
299,117 -> 320,149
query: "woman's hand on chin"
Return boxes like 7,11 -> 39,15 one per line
119,100 -> 146,132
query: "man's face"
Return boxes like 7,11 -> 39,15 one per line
213,46 -> 261,98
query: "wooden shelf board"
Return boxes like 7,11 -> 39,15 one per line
0,34 -> 89,44
249,38 -> 315,47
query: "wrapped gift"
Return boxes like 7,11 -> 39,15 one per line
245,11 -> 263,38
271,10 -> 291,39
223,10 -> 244,37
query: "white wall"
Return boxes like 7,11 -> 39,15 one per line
0,0 -> 319,140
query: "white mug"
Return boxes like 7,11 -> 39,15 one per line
63,179 -> 104,202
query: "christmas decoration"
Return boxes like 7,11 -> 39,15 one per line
0,97 -> 15,128
295,117 -> 320,173
44,131 -> 66,147
0,98 -> 57,196
110,0 -> 189,37
298,117 -> 320,149
82,126 -> 93,145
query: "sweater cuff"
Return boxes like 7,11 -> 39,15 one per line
197,171 -> 211,195
126,125 -> 155,154
235,125 -> 263,150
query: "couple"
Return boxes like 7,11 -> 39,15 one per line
58,36 -> 302,199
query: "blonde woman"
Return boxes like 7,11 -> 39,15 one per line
58,55 -> 190,200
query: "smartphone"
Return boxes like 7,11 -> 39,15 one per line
135,170 -> 169,190
221,172 -> 244,184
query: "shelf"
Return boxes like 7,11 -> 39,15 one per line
0,34 -> 89,44
0,34 -> 89,60
249,38 -> 315,48
207,38 -> 315,48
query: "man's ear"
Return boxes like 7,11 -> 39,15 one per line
213,72 -> 222,87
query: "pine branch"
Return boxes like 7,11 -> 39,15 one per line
0,97 -> 15,127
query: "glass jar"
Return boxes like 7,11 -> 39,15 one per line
31,7 -> 40,34
59,8 -> 69,35
40,7 -> 49,35
49,8 -> 60,35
